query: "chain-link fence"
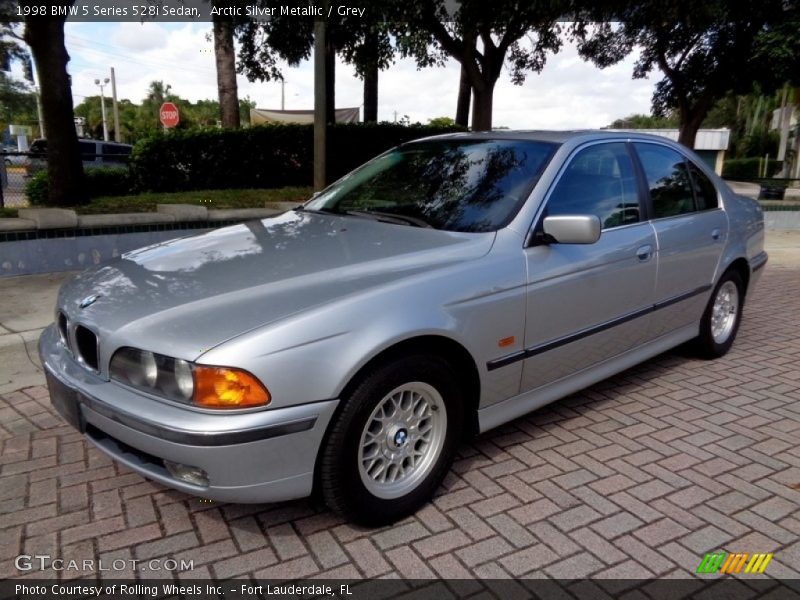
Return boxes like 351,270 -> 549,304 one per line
0,149 -> 131,208
0,151 -> 46,208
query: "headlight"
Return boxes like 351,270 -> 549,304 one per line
109,347 -> 270,409
173,359 -> 193,400
140,351 -> 158,387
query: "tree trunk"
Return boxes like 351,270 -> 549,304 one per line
677,119 -> 701,149
361,29 -> 378,123
213,17 -> 240,129
24,16 -> 86,206
455,64 -> 471,127
363,63 -> 378,123
677,93 -> 715,148
471,85 -> 494,131
325,37 -> 336,124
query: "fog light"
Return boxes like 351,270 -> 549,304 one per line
164,461 -> 208,487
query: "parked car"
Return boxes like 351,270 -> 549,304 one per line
40,131 -> 766,525
27,138 -> 132,173
2,145 -> 30,167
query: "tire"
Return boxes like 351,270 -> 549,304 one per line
319,354 -> 463,526
693,270 -> 744,359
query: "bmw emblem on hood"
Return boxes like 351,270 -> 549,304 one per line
79,294 -> 101,309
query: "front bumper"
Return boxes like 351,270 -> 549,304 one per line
38,325 -> 339,503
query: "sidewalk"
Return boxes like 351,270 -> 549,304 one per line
0,272 -> 74,394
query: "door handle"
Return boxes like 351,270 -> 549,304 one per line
711,228 -> 721,241
636,245 -> 652,261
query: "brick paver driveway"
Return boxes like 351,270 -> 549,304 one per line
2,264 -> 799,582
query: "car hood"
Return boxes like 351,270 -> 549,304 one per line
59,210 -> 495,360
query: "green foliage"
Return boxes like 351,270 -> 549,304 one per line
129,122 -> 466,193
85,167 -> 132,197
0,71 -> 38,134
427,116 -> 456,127
25,167 -> 132,204
607,113 -> 679,129
24,169 -> 49,205
392,0 -> 566,129
722,157 -> 783,179
235,2 -> 395,82
78,187 -> 311,214
73,82 -> 258,144
576,1 -> 795,144
737,126 -> 780,158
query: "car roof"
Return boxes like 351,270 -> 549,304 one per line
409,129 -> 682,146
79,139 -> 132,147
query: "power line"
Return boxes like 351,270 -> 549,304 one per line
65,37 -> 217,76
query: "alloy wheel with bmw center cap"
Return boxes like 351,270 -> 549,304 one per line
320,353 -> 463,526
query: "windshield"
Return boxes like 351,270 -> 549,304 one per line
305,139 -> 557,232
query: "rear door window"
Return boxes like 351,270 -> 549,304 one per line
688,163 -> 719,211
633,143 -> 695,218
102,144 -> 131,156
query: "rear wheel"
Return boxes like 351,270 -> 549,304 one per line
693,270 -> 744,358
319,354 -> 462,526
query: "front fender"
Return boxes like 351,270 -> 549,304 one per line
198,240 -> 527,411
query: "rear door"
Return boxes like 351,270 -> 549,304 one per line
631,142 -> 727,339
519,141 -> 658,392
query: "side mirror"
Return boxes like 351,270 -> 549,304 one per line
542,215 -> 601,244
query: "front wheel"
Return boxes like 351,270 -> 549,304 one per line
319,355 -> 463,526
693,270 -> 744,358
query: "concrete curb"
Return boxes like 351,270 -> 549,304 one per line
0,203 -> 297,232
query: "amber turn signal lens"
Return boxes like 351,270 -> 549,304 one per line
192,366 -> 270,408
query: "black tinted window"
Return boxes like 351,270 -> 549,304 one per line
102,144 -> 131,156
79,141 -> 97,159
307,140 -> 556,232
546,142 -> 640,228
689,163 -> 718,211
634,143 -> 694,218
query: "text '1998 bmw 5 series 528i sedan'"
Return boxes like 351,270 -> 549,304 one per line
40,131 -> 767,525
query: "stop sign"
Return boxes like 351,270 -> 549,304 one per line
159,102 -> 180,128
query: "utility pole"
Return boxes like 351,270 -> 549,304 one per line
30,57 -> 45,138
95,78 -> 110,141
34,87 -> 45,138
110,67 -> 121,142
313,11 -> 327,191
280,77 -> 285,110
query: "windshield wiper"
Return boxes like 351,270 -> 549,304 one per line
344,210 -> 432,228
297,206 -> 346,216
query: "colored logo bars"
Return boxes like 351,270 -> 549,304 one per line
697,552 -> 773,575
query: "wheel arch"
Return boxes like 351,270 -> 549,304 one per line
721,256 -> 750,296
311,334 -> 481,502
336,334 -> 482,439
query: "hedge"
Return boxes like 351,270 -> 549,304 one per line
722,157 -> 783,180
26,167 -> 133,205
129,122 -> 465,193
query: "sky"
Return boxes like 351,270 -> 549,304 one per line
56,21 -> 658,129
